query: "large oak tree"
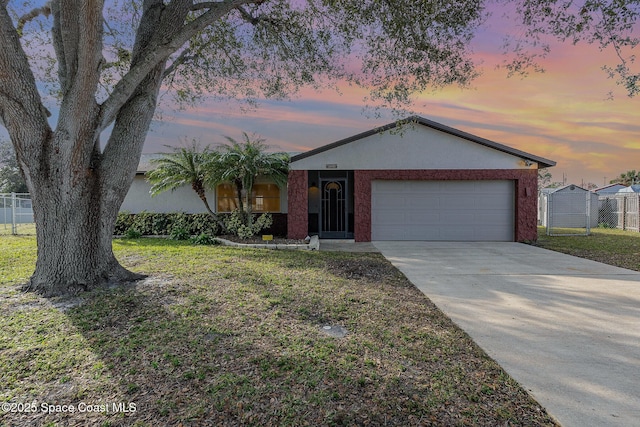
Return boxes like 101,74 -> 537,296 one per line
0,0 -> 484,296
0,0 -> 637,296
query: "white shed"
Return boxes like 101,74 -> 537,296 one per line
539,184 -> 599,228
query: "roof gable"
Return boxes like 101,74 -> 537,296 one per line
547,184 -> 591,193
290,116 -> 555,170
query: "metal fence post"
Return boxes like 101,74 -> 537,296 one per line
586,190 -> 591,235
623,196 -> 627,231
11,192 -> 16,235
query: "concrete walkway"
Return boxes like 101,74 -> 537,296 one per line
319,239 -> 380,253
374,241 -> 640,427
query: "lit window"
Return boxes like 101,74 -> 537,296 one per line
216,182 -> 280,213
216,183 -> 238,212
252,183 -> 280,212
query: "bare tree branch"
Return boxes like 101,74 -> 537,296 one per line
0,5 -> 51,141
235,5 -> 259,24
16,1 -> 52,35
98,0 -> 261,131
162,48 -> 195,78
191,1 -> 222,11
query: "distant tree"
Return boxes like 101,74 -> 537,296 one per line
585,182 -> 598,190
0,139 -> 28,193
610,170 -> 639,186
538,168 -> 552,188
537,169 -> 565,189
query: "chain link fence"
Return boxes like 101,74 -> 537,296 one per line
539,188 -> 640,236
597,193 -> 639,231
539,187 -> 597,236
0,193 -> 35,235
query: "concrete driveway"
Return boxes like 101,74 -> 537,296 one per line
374,241 -> 640,427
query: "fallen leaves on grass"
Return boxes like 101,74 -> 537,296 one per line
1,239 -> 558,426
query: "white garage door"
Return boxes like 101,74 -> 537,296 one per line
372,180 -> 515,241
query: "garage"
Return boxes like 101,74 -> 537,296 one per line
287,116 -> 555,242
371,180 -> 515,241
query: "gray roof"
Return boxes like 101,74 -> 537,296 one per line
594,183 -> 627,194
542,184 -> 591,194
290,116 -> 556,168
136,153 -> 165,174
618,184 -> 640,193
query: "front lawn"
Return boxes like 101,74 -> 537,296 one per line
1,236 -> 557,426
536,226 -> 640,271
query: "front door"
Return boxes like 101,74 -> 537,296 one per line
320,179 -> 348,238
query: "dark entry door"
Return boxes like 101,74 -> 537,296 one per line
320,179 -> 347,238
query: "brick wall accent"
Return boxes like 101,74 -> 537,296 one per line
354,169 -> 538,242
287,170 -> 308,239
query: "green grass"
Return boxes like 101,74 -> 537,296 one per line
1,236 -> 557,426
0,223 -> 36,236
536,226 -> 640,271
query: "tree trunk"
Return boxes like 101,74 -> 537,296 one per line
23,152 -> 144,297
0,2 -> 242,297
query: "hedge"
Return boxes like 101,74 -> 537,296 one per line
115,212 -> 220,237
115,212 -> 288,237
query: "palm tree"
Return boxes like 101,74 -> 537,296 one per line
610,170 -> 640,186
208,133 -> 289,221
146,142 -> 219,216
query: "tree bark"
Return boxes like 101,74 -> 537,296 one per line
1,1 -> 260,296
24,162 -> 145,296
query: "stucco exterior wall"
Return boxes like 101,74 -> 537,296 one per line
121,175 -> 215,214
121,175 -> 288,214
290,125 -> 537,171
353,169 -> 538,242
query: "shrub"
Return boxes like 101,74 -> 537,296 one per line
190,213 -> 220,236
190,233 -> 218,245
223,210 -> 273,239
114,212 -> 220,237
124,227 -> 142,239
115,211 -> 135,235
169,226 -> 190,240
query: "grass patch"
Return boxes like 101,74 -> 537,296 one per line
1,236 -> 557,426
536,226 -> 640,271
0,223 -> 36,236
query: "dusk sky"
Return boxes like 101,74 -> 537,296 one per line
3,4 -> 638,188
142,8 -> 639,189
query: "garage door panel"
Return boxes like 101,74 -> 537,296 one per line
438,195 -> 472,209
372,180 -> 514,241
475,214 -> 508,226
477,192 -> 512,205
409,197 -> 436,209
374,210 -> 406,223
406,212 -> 440,224
373,194 -> 406,207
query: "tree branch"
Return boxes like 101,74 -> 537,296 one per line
162,48 -> 195,79
191,1 -> 222,11
98,0 -> 260,132
0,6 -> 51,135
0,4 -> 52,179
235,5 -> 259,24
16,1 -> 52,35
